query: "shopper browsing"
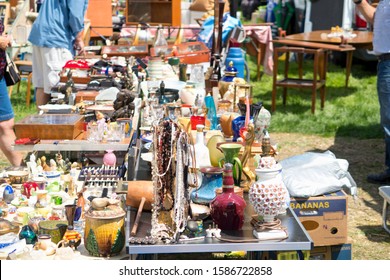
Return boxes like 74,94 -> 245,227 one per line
28,0 -> 89,108
0,22 -> 23,166
354,0 -> 390,183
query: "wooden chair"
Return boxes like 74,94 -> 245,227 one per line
8,60 -> 33,107
271,46 -> 328,114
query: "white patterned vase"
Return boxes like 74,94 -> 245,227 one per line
248,164 -> 288,223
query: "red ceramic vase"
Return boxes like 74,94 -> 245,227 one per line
210,163 -> 246,230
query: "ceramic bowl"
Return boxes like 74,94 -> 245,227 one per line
7,170 -> 29,185
16,206 -> 35,219
44,171 -> 61,180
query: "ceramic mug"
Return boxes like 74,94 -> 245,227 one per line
32,177 -> 47,190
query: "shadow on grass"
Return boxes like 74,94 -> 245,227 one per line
335,123 -> 382,139
356,225 -> 390,243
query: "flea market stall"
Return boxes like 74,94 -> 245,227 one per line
0,0 -> 357,261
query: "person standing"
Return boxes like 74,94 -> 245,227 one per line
28,0 -> 89,108
0,22 -> 23,166
355,0 -> 390,183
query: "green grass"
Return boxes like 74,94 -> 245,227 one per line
246,54 -> 381,139
10,80 -> 36,122
10,55 -> 381,140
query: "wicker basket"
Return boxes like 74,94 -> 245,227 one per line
84,212 -> 125,257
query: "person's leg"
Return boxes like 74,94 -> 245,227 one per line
32,45 -> 48,109
0,78 -> 22,167
35,87 -> 51,107
34,47 -> 73,109
367,59 -> 390,183
0,118 -> 22,166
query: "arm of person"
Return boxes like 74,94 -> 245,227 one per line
0,35 -> 11,51
353,0 -> 376,25
73,31 -> 86,56
67,0 -> 89,55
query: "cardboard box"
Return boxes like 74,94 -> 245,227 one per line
261,243 -> 352,260
290,190 -> 348,246
310,243 -> 352,260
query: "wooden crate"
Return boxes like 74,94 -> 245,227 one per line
15,114 -> 85,140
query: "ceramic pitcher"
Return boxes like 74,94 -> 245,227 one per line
190,167 -> 223,205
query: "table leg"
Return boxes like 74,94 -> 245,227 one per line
382,199 -> 390,234
345,50 -> 353,88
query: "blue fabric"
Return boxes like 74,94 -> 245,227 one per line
377,59 -> 390,172
28,0 -> 89,54
198,13 -> 242,49
0,78 -> 14,121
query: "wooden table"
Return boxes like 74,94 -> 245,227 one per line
276,30 -> 373,87
284,30 -> 373,49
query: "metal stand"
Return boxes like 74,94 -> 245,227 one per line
379,186 -> 390,234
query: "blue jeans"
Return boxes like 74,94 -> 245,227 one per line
377,59 -> 390,172
0,78 -> 15,122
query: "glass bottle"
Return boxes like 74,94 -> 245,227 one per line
210,163 -> 247,230
154,26 -> 168,57
191,124 -> 211,168
19,225 -> 38,245
204,93 -> 218,130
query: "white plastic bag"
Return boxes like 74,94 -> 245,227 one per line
280,150 -> 357,197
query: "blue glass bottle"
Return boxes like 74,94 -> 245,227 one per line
19,225 -> 38,245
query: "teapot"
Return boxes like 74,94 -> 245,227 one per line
22,182 -> 38,198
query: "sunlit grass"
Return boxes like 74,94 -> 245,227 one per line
246,54 -> 380,139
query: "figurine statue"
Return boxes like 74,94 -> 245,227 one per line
240,122 -> 256,192
36,158 -> 44,173
56,152 -> 66,172
27,153 -> 39,177
41,156 -> 51,171
49,159 -> 57,171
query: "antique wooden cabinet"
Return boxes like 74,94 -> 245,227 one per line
126,0 -> 181,26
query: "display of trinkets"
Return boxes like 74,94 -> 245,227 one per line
78,165 -> 121,181
80,165 -> 122,197
150,119 -> 191,242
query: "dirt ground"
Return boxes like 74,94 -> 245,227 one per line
272,132 -> 390,260
1,133 -> 389,259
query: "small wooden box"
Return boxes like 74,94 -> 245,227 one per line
150,41 -> 210,64
15,114 -> 85,140
75,90 -> 100,103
